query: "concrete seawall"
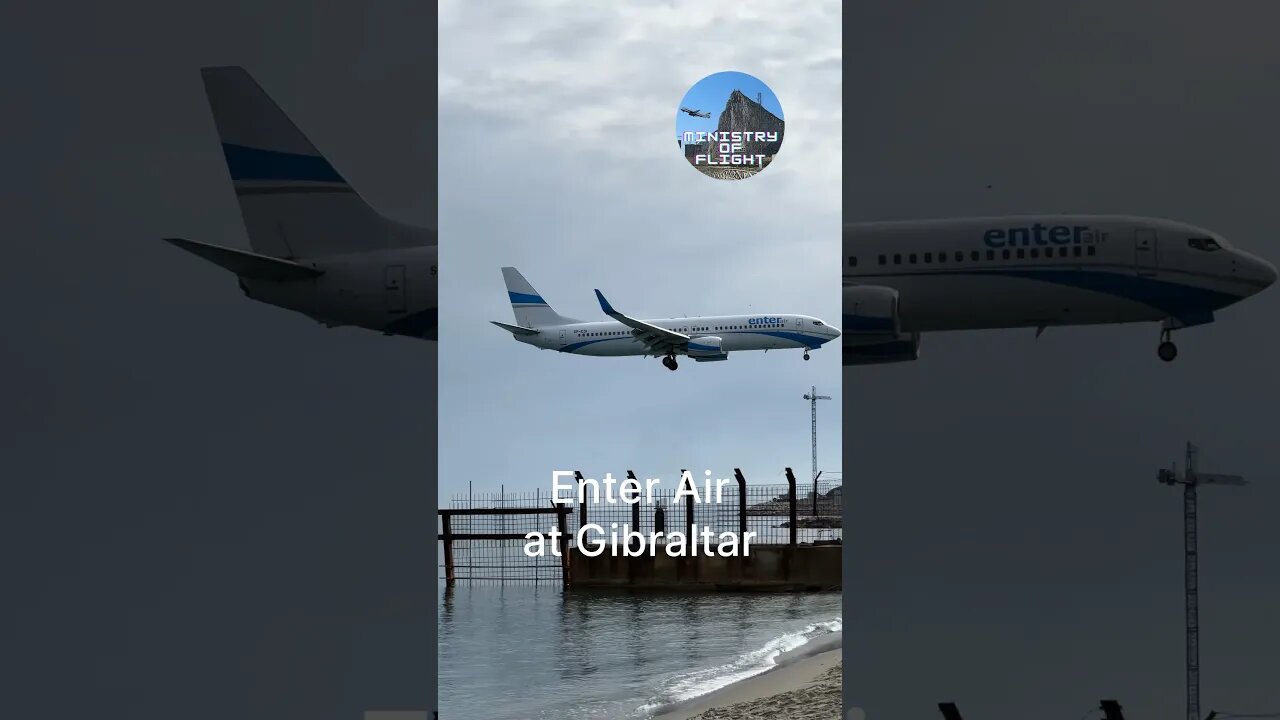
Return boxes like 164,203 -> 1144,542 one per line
570,543 -> 841,592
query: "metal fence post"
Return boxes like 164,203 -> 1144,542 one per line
682,469 -> 694,540
785,467 -> 797,546
441,512 -> 455,588
627,470 -> 641,531
557,505 -> 571,590
574,470 -> 587,537
627,470 -> 641,554
734,468 -> 747,539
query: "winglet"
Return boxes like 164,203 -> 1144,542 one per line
594,289 -> 617,316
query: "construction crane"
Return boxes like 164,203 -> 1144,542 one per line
1157,442 -> 1247,720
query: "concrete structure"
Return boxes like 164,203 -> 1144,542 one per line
569,543 -> 841,592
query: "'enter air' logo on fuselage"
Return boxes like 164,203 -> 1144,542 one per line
983,224 -> 1108,248
748,317 -> 785,327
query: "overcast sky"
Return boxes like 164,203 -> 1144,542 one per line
1,3 -> 436,718
844,2 -> 1280,718
437,1 -> 843,503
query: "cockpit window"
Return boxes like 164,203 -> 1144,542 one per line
813,320 -> 824,326
1188,237 -> 1222,252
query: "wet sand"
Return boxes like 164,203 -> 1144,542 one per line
656,642 -> 842,720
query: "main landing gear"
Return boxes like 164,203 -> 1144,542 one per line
1158,327 -> 1179,362
662,354 -> 679,371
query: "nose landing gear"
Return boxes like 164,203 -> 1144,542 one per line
803,350 -> 811,361
1158,327 -> 1178,362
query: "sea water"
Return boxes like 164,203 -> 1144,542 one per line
438,586 -> 841,719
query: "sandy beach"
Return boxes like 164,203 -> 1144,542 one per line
656,635 -> 842,720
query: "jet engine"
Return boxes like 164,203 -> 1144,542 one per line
843,285 -> 901,336
843,332 -> 921,365
687,336 -> 729,361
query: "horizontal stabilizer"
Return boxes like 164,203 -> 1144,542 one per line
491,321 -> 540,336
164,237 -> 322,281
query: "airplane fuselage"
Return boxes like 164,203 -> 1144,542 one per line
241,244 -> 438,339
841,215 -> 1275,364
515,313 -> 838,357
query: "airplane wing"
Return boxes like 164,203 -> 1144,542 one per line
594,289 -> 688,353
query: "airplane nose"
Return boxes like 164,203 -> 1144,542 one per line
1235,250 -> 1276,289
1261,257 -> 1278,287
831,326 -> 842,339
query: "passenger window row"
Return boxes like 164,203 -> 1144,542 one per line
848,245 -> 1097,267
577,325 -> 757,335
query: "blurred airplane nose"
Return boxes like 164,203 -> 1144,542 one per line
1235,250 -> 1277,290
831,326 -> 842,339
1261,256 -> 1278,287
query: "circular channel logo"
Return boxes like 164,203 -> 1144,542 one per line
676,71 -> 785,181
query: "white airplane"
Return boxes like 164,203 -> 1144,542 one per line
843,215 -> 1276,364
491,267 -> 841,371
165,66 -> 438,340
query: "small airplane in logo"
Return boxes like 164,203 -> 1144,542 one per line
679,106 -> 711,118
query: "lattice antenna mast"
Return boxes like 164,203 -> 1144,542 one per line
802,386 -> 832,485
1157,441 -> 1247,720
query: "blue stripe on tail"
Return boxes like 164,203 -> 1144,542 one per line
509,291 -> 547,305
220,143 -> 345,183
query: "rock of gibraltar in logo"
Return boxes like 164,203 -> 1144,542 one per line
676,71 -> 785,181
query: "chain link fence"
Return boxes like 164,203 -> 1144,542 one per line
439,470 -> 841,586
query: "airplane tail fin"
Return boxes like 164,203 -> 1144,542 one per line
200,66 -> 426,259
501,267 -> 579,327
